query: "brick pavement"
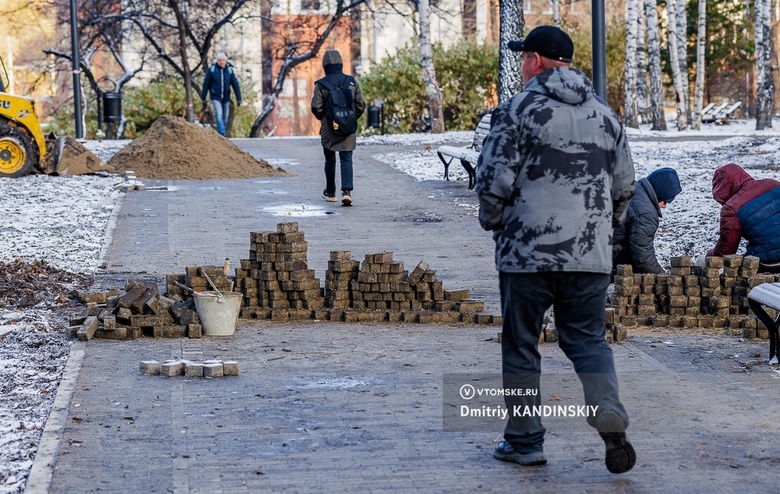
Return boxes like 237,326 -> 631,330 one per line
37,137 -> 780,493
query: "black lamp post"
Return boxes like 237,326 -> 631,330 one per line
592,0 -> 607,101
69,0 -> 84,139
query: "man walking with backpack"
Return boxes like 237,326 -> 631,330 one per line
311,49 -> 365,206
201,52 -> 242,137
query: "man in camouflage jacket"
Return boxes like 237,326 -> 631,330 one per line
474,26 -> 636,474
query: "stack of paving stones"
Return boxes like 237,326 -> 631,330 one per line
235,222 -> 325,322
165,266 -> 235,299
139,359 -> 239,378
611,255 -> 779,339
70,279 -> 202,341
237,222 -> 500,325
498,308 -> 626,345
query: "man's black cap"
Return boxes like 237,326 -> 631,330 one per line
508,26 -> 574,63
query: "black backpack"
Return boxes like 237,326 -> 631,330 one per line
317,76 -> 358,136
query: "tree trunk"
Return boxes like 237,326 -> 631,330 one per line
755,0 -> 774,130
666,0 -> 687,130
498,0 -> 523,103
691,0 -> 706,130
676,0 -> 691,122
636,8 -> 651,123
489,0 -> 500,44
645,0 -> 666,130
551,0 -> 560,28
169,0 -> 195,122
418,0 -> 445,133
624,0 -> 639,128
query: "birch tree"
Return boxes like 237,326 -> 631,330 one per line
676,0 -> 690,121
666,0 -> 687,130
499,0 -> 523,102
691,0 -> 706,130
645,0 -> 666,130
636,8 -> 651,123
551,0 -> 560,28
755,0 -> 774,130
418,0 -> 445,132
624,0 -> 639,128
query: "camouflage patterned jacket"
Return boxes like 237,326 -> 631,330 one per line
474,67 -> 635,274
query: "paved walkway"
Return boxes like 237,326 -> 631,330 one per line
31,137 -> 780,493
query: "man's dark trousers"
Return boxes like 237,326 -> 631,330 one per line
499,271 -> 629,453
323,149 -> 353,194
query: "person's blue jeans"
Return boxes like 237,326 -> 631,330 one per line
499,271 -> 628,453
323,148 -> 353,194
211,99 -> 231,136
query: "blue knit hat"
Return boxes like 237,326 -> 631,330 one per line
647,167 -> 682,203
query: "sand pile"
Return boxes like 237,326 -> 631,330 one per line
108,116 -> 286,180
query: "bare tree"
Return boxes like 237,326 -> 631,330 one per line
755,0 -> 774,130
418,0 -> 445,132
644,0 -> 666,130
498,0 -> 523,103
675,0 -> 690,121
666,0 -> 687,130
691,0 -> 706,130
636,7 -> 651,123
44,0 -> 145,138
624,0 -> 639,128
249,0 -> 368,137
551,0 -> 560,28
121,0 -> 254,104
169,0 -> 195,122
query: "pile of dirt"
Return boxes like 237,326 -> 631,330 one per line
107,116 -> 286,180
0,259 -> 91,309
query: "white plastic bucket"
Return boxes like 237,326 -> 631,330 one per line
193,291 -> 242,336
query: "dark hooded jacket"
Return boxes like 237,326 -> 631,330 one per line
612,178 -> 664,273
707,163 -> 780,263
311,50 -> 366,151
474,67 -> 635,274
201,63 -> 241,104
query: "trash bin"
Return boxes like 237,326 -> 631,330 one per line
367,98 -> 384,134
102,92 -> 122,123
367,105 -> 381,128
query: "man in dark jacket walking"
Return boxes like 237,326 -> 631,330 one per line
613,167 -> 682,274
311,49 -> 365,206
474,26 -> 636,474
201,52 -> 242,136
706,163 -> 780,269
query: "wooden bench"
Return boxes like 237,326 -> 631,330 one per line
702,101 -> 742,124
436,113 -> 491,190
747,282 -> 780,364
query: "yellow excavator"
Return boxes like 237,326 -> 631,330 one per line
0,57 -> 111,178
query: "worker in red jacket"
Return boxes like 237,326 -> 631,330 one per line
707,163 -> 780,270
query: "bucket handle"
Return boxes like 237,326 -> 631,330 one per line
203,272 -> 223,301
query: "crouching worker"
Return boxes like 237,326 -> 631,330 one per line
706,163 -> 780,272
612,167 -> 682,274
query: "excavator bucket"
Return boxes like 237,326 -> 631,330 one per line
40,135 -> 114,176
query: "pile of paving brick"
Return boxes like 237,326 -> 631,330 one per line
611,255 -> 776,339
236,222 -> 499,325
140,359 -> 238,378
70,279 -> 202,341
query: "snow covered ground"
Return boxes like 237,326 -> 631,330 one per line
1,118 -> 779,492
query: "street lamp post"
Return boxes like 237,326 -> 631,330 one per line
592,0 -> 607,101
69,0 -> 84,139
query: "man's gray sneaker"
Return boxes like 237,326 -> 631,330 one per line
492,440 -> 547,466
322,190 -> 337,202
341,191 -> 352,206
596,410 -> 636,474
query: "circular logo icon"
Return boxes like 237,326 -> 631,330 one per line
459,384 -> 476,400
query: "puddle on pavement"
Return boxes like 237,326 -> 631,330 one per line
262,204 -> 335,217
295,377 -> 368,389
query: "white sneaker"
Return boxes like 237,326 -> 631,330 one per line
341,191 -> 352,207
